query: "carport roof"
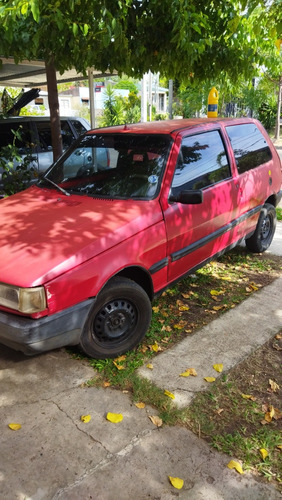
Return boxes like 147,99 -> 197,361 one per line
0,57 -> 116,88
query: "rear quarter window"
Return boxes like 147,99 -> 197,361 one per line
70,119 -> 88,136
226,123 -> 272,173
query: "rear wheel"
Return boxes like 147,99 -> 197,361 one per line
245,203 -> 276,253
79,277 -> 152,359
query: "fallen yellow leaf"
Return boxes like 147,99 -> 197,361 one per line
259,448 -> 268,460
150,342 -> 161,352
213,364 -> 223,373
161,325 -> 172,332
164,389 -> 175,399
149,415 -> 163,427
179,368 -> 197,377
103,381 -> 111,387
146,363 -> 154,370
269,379 -> 279,392
204,377 -> 216,383
173,323 -> 184,330
264,405 -> 275,422
135,402 -> 146,409
227,460 -> 244,474
179,305 -> 190,311
8,423 -> 21,431
241,394 -> 256,401
152,306 -> 159,313
106,412 -> 123,423
276,444 -> 282,450
113,361 -> 125,370
115,355 -> 126,362
80,414 -> 91,423
168,476 -> 184,489
210,289 -> 224,296
212,305 -> 224,311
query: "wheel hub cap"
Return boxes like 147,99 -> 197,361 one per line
261,216 -> 270,240
94,299 -> 136,342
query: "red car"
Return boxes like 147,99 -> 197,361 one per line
0,118 -> 281,358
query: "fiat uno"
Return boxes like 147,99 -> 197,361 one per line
0,118 -> 281,358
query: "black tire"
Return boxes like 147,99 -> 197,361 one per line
245,203 -> 276,253
79,277 -> 152,359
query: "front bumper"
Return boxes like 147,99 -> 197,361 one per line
0,299 -> 93,355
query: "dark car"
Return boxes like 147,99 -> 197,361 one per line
0,116 -> 91,188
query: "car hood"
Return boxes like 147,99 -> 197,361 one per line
0,186 -> 163,287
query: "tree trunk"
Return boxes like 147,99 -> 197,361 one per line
45,58 -> 63,162
274,75 -> 282,141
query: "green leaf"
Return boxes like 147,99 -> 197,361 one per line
30,0 -> 40,23
73,22 -> 78,36
21,2 -> 29,16
192,23 -> 202,35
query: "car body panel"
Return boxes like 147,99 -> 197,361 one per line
0,185 -> 165,289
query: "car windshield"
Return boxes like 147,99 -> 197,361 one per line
38,133 -> 172,200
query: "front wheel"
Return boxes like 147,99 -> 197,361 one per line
79,277 -> 152,359
245,203 -> 276,253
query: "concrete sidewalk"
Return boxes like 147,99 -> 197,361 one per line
0,226 -> 282,500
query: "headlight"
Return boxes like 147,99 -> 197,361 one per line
0,283 -> 46,314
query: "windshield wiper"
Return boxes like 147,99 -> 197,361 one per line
41,177 -> 71,197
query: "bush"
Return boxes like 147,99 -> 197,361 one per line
257,101 -> 277,131
0,128 -> 37,196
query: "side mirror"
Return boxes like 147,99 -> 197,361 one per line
169,189 -> 203,205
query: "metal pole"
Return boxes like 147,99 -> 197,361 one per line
141,74 -> 147,122
168,79 -> 173,119
88,68 -> 95,128
148,71 -> 152,121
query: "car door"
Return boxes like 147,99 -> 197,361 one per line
162,128 -> 241,283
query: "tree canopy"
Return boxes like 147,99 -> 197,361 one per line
0,0 -> 280,82
0,0 -> 281,152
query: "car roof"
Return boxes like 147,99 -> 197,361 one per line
87,117 -> 259,136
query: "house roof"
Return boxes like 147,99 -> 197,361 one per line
0,58 -> 117,88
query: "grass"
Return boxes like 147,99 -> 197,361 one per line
69,247 -> 282,490
186,336 -> 282,486
276,207 -> 282,221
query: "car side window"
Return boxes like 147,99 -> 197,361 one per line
171,130 -> 231,197
36,120 -> 75,151
0,122 -> 33,153
70,119 -> 88,136
226,124 -> 272,173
